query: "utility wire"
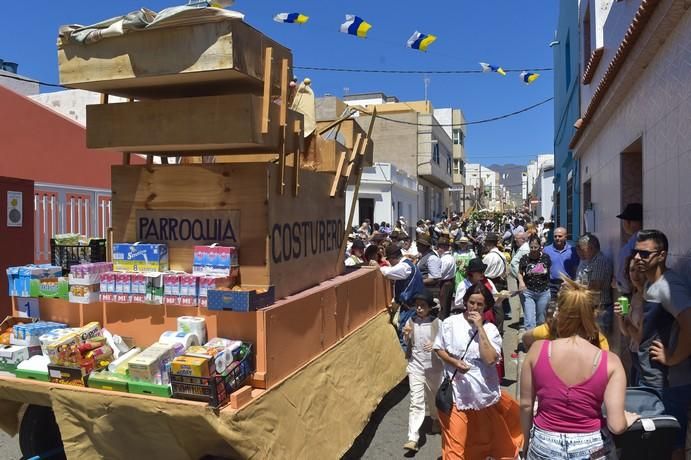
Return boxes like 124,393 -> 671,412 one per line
355,97 -> 554,127
2,65 -> 554,88
1,72 -> 553,127
0,72 -> 63,88
294,65 -> 553,75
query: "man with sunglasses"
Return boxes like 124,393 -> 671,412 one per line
633,229 -> 691,460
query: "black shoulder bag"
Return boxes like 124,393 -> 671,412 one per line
435,329 -> 478,414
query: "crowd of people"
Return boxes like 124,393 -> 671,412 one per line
343,204 -> 691,459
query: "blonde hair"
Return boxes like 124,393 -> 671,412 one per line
526,223 -> 537,236
554,276 -> 601,347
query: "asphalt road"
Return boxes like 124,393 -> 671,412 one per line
342,279 -> 523,460
0,282 -> 524,460
0,430 -> 20,460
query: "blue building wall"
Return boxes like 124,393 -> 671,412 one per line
553,0 -> 581,240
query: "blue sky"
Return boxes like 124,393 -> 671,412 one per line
0,0 -> 557,166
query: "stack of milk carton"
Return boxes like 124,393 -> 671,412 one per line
100,272 -> 164,305
6,265 -> 66,299
69,262 -> 113,304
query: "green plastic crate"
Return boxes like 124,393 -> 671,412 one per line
128,380 -> 171,398
15,368 -> 49,382
88,372 -> 130,393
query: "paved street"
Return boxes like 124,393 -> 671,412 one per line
0,284 -> 523,460
343,282 -> 523,459
0,429 -> 20,459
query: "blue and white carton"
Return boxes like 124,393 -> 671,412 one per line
112,243 -> 169,273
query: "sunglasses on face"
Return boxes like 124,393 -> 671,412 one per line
631,249 -> 660,259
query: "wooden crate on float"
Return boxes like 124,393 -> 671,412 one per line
110,163 -> 346,300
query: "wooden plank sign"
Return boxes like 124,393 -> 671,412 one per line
136,210 -> 240,247
111,164 -> 344,299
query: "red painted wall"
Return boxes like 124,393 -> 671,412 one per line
0,177 -> 34,318
0,86 -> 142,189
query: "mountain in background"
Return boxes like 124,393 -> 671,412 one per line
487,163 -> 526,205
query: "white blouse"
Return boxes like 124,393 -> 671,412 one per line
433,315 -> 502,410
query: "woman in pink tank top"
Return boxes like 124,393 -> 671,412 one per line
519,277 -> 638,459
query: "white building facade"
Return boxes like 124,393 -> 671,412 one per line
0,69 -> 38,96
434,108 -> 467,213
534,158 -> 555,220
345,162 -> 418,231
464,164 -> 503,211
340,94 -> 455,221
30,89 -> 128,126
572,0 -> 691,269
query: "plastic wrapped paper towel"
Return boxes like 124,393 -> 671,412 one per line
159,331 -> 199,350
177,316 -> 207,344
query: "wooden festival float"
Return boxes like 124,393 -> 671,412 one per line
0,12 -> 405,460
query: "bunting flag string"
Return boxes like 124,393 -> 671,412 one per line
268,12 -> 543,86
480,62 -> 507,76
406,31 -> 437,52
520,71 -> 540,84
273,12 -> 309,24
339,15 -> 372,38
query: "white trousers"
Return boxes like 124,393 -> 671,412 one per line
407,369 -> 442,443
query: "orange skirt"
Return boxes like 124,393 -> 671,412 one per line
438,390 -> 523,460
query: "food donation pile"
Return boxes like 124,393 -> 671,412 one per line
2,241 -> 267,407
8,243 -> 274,311
0,315 -> 252,407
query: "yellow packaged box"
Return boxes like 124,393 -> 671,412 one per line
171,355 -> 214,378
76,322 -> 102,343
46,333 -> 80,366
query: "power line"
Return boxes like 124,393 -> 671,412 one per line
1,72 -> 553,128
294,65 -> 553,75
2,66 -> 555,88
0,73 -> 63,88
357,97 -> 553,127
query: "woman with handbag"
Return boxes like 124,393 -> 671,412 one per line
434,282 -> 523,459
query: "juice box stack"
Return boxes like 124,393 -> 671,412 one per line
68,262 -> 113,304
100,243 -> 238,307
6,265 -> 68,299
